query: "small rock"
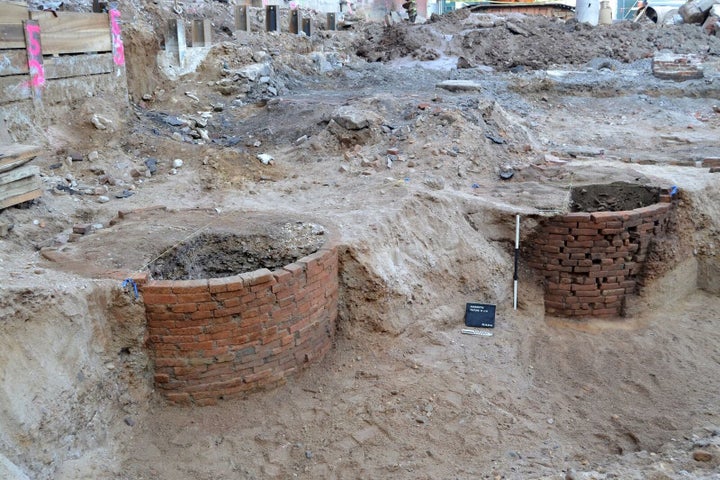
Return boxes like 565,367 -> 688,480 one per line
91,114 -> 112,130
499,165 -> 514,180
547,418 -> 554,425
0,222 -> 13,237
172,159 -> 184,168
124,417 -> 135,427
169,168 -> 178,175
423,175 -> 445,190
305,450 -> 313,459
87,151 -> 99,161
693,449 -> 713,462
338,164 -> 350,173
141,93 -> 153,101
98,195 -> 110,203
295,135 -> 308,145
144,158 -> 158,174
565,468 -> 579,480
257,153 -> 274,165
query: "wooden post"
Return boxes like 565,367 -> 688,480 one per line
302,17 -> 312,36
265,5 -> 279,32
191,19 -> 211,47
166,19 -> 186,66
235,5 -> 251,32
326,12 -> 336,30
23,19 -> 45,104
109,6 -> 126,72
289,9 -> 300,34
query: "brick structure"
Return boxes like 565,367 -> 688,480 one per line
529,199 -> 673,318
137,245 -> 338,406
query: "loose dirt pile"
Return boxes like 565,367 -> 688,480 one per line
1,3 -> 720,480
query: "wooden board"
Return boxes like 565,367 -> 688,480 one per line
1,50 -> 114,78
0,73 -> 31,104
0,2 -> 29,22
0,173 -> 41,206
30,12 -> 111,55
0,143 -> 41,171
0,187 -> 41,209
45,52 -> 114,78
0,23 -> 24,50
0,49 -> 27,76
0,164 -> 38,185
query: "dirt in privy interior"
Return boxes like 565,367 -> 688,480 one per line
148,223 -> 326,280
570,183 -> 662,212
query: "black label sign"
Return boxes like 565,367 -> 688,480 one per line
465,303 -> 496,328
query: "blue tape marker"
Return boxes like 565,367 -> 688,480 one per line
670,185 -> 678,196
122,278 -> 139,299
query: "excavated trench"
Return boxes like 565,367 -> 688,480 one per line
529,182 -> 675,318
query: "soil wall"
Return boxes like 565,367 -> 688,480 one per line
139,246 -> 338,406
529,198 -> 674,318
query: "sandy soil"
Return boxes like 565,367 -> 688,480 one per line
1,3 -> 720,480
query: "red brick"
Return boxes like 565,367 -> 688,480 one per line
208,278 -> 229,293
575,290 -> 601,297
188,310 -> 215,320
573,228 -> 600,236
165,392 -> 191,405
176,292 -> 213,303
143,283 -> 175,294
590,211 -> 624,222
172,280 -> 209,294
143,293 -> 178,304
171,303 -> 197,314
242,268 -> 276,286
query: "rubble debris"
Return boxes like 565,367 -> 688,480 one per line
652,52 -> 704,81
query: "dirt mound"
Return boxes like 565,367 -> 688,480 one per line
355,12 -> 720,70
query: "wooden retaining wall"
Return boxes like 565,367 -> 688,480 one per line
0,1 -> 127,108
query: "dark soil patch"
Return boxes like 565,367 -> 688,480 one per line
148,223 -> 326,280
570,182 -> 660,212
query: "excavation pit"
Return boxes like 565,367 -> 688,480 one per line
529,183 -> 674,319
40,207 -> 339,406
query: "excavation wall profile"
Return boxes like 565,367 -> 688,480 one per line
139,246 -> 338,406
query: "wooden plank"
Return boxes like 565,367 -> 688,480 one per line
45,52 -> 114,78
0,2 -> 29,22
0,164 -> 38,185
0,74 -> 31,104
0,187 -> 41,209
1,51 -> 115,78
0,174 -> 40,200
30,12 -> 111,55
0,143 -> 41,161
0,49 -> 27,76
0,23 -> 25,50
41,71 -> 119,104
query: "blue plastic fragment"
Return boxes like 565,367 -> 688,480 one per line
122,278 -> 139,299
471,183 -> 480,189
670,185 -> 678,196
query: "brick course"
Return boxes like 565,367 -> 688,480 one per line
138,244 -> 338,405
529,198 -> 673,318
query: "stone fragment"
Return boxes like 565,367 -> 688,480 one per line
693,449 -> 713,462
257,153 -> 274,165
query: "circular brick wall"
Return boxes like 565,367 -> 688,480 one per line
137,244 -> 338,406
529,193 -> 673,318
